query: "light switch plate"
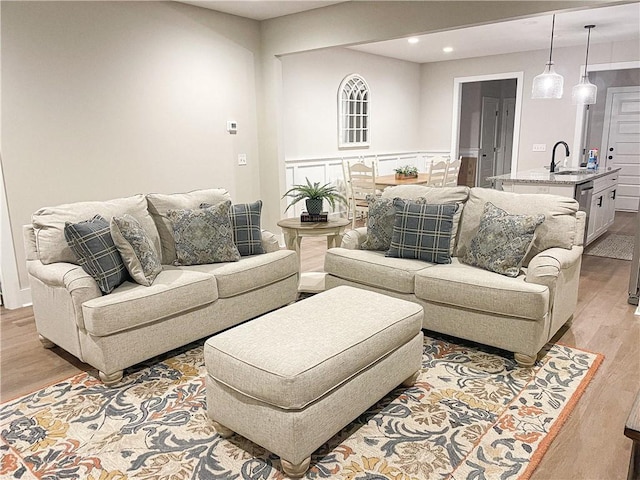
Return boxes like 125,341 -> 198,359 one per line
238,154 -> 247,166
533,144 -> 546,152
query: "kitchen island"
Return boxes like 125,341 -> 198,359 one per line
488,167 -> 621,245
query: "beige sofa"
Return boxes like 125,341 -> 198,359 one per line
24,188 -> 299,385
324,185 -> 586,367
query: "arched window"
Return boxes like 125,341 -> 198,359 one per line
338,74 -> 370,148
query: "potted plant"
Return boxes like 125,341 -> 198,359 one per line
394,165 -> 419,180
282,178 -> 347,215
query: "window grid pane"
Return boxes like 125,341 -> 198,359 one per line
339,75 -> 370,147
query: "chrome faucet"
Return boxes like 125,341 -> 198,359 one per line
550,141 -> 570,173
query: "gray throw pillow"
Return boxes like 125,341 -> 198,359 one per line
361,195 -> 395,251
462,202 -> 545,277
200,200 -> 264,256
386,199 -> 457,264
167,201 -> 241,266
110,214 -> 162,286
64,215 -> 128,294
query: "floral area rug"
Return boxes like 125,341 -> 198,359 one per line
0,335 -> 602,480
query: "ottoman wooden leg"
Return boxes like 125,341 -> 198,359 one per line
401,370 -> 420,387
211,420 -> 234,438
281,457 -> 311,478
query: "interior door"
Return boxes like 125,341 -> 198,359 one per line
496,98 -> 516,176
478,97 -> 499,187
602,87 -> 640,212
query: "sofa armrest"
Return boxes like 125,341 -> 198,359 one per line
341,227 -> 368,250
526,246 -> 583,286
261,230 -> 281,253
27,259 -> 99,294
26,259 -> 102,359
526,245 -> 583,335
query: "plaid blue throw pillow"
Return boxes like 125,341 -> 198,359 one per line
200,200 -> 264,256
64,215 -> 128,294
386,199 -> 457,264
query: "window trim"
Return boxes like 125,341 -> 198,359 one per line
338,74 -> 370,149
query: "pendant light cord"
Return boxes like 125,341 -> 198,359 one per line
583,25 -> 595,77
548,14 -> 556,64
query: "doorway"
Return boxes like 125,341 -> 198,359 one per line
455,77 -> 518,187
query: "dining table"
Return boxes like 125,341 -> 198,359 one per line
375,173 -> 430,190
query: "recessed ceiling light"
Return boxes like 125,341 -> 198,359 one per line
443,46 -> 454,53
408,37 -> 419,44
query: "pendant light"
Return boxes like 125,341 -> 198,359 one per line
572,25 -> 597,105
532,14 -> 564,99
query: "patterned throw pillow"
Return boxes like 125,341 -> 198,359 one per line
361,195 -> 395,251
462,202 -> 545,277
110,214 -> 162,286
386,199 -> 457,264
167,201 -> 241,266
64,215 -> 128,294
200,200 -> 264,256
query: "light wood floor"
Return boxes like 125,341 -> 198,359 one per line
1,213 -> 638,479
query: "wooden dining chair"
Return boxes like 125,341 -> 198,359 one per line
443,156 -> 462,186
427,157 -> 448,187
347,161 -> 377,228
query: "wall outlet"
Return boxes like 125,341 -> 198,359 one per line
238,154 -> 247,166
532,144 -> 546,152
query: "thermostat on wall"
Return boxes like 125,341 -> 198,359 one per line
227,121 -> 238,134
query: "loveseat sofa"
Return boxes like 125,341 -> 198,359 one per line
324,185 -> 586,367
24,188 -> 299,385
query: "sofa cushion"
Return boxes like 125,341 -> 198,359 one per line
386,199 -> 457,264
324,247 -> 432,294
146,188 -> 231,264
462,202 -> 545,277
167,202 -> 241,266
64,215 -> 128,294
204,286 -> 423,409
172,249 -> 298,298
381,185 -> 469,253
201,200 -> 265,257
82,269 -> 217,336
414,258 -> 549,321
32,194 -> 160,265
110,214 -> 162,286
456,188 -> 578,264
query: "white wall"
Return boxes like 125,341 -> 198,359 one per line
1,2 -> 262,305
282,47 -> 422,160
259,1 -> 603,237
420,40 -> 640,171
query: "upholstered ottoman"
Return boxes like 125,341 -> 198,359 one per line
204,285 -> 424,478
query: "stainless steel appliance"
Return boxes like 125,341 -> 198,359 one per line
575,181 -> 593,244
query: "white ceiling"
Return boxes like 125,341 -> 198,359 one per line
349,2 -> 640,64
179,1 -> 346,21
179,1 -> 640,64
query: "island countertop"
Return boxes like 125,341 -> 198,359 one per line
487,167 -> 621,185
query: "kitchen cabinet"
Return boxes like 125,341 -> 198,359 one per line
586,172 -> 619,245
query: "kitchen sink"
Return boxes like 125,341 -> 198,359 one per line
553,170 -> 589,175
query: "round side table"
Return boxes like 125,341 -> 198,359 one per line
277,217 -> 350,293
